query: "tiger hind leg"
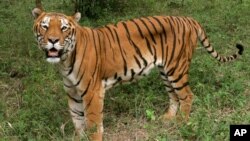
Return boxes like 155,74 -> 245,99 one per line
159,71 -> 180,120
159,67 -> 194,122
169,74 -> 193,122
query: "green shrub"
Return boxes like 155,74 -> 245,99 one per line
74,0 -> 131,18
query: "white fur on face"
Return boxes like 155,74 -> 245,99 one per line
46,58 -> 61,63
41,16 -> 50,30
60,18 -> 70,32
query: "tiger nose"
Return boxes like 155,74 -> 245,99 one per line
48,37 -> 59,44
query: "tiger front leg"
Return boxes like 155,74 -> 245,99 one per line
67,93 -> 86,139
82,87 -> 105,141
64,82 -> 86,139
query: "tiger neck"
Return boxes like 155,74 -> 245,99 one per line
59,27 -> 101,79
58,27 -> 81,74
59,44 -> 77,75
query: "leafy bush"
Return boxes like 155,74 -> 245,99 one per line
74,0 -> 131,18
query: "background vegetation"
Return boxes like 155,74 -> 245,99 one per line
0,0 -> 249,140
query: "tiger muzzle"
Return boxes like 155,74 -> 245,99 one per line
45,47 -> 63,58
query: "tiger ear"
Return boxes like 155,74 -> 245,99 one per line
32,8 -> 43,19
73,12 -> 81,22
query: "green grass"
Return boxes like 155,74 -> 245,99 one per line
0,0 -> 249,140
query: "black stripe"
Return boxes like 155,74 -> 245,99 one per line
145,38 -> 156,61
67,93 -> 82,103
130,69 -> 135,81
178,62 -> 189,77
193,26 -> 199,38
218,56 -> 222,61
81,80 -> 91,97
90,31 -> 102,85
68,28 -> 75,39
153,16 -> 167,40
129,37 -> 148,67
91,30 -> 99,70
165,17 -> 177,68
122,23 -> 148,68
201,36 -> 207,45
86,112 -> 99,117
121,22 -> 130,36
145,18 -> 160,64
152,16 -> 167,62
174,82 -> 189,91
222,57 -> 226,62
185,18 -> 199,38
189,18 -> 198,26
171,19 -> 187,75
171,74 -> 183,83
83,92 -> 95,111
167,89 -> 175,93
204,44 -> 211,48
144,37 -> 154,55
64,83 -> 71,88
175,17 -> 181,34
91,66 -> 100,89
167,67 -> 175,76
138,68 -> 146,75
122,22 -> 153,59
103,31 -> 115,61
207,47 -> 214,54
75,73 -> 84,86
232,54 -> 237,58
112,77 -> 122,86
113,29 -> 128,76
160,71 -> 165,76
134,55 -> 142,68
70,108 -> 84,116
97,30 -> 105,57
164,83 -> 172,89
139,18 -> 156,44
144,17 -> 158,33
214,52 -> 219,58
114,73 -> 118,79
117,77 -> 122,81
130,19 -> 144,39
185,18 -> 194,41
179,95 -> 188,101
163,44 -> 169,68
67,48 -> 77,75
64,73 -> 84,88
105,25 -> 115,42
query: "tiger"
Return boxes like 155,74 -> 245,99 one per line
32,6 -> 243,141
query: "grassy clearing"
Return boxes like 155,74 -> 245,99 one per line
0,0 -> 249,140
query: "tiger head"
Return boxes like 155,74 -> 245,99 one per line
32,8 -> 81,63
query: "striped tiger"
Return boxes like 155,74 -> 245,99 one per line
32,7 -> 243,141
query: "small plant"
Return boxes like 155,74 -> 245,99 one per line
145,109 -> 156,121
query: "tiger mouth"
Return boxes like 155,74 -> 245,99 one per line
45,47 -> 63,58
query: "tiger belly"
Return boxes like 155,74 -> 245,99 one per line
102,62 -> 155,90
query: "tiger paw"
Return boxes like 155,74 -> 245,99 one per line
160,112 -> 176,122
